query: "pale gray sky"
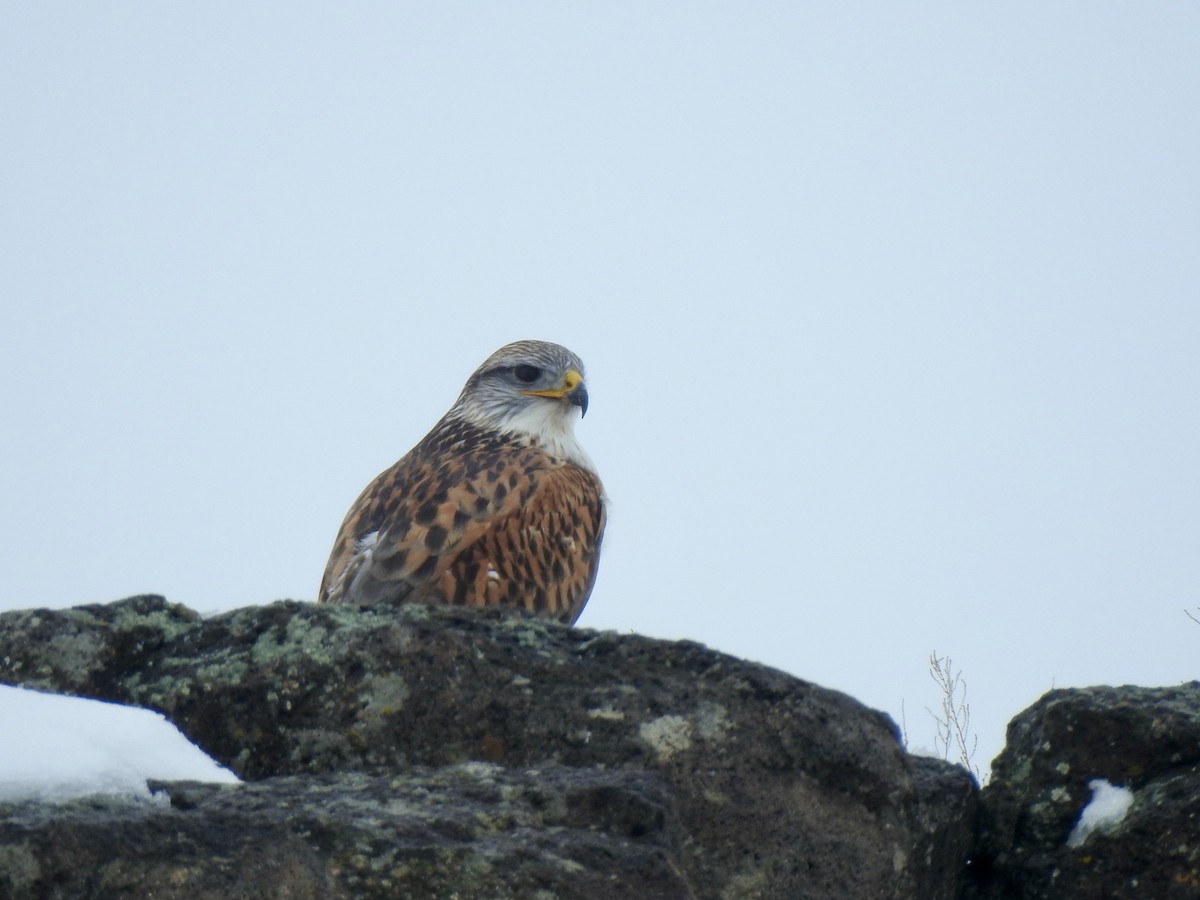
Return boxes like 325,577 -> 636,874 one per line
3,4 -> 1198,775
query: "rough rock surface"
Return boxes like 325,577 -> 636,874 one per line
1,767 -> 691,900
965,683 -> 1200,898
0,595 -> 974,899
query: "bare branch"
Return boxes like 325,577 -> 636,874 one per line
926,652 -> 982,783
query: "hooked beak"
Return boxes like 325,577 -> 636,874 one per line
522,368 -> 589,417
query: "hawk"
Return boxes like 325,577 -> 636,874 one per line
318,340 -> 606,625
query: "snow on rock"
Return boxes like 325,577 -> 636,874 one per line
1066,778 -> 1134,848
0,685 -> 239,803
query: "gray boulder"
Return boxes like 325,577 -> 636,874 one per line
0,766 -> 690,900
966,683 -> 1200,898
0,595 -> 975,898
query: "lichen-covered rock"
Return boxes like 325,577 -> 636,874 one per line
966,683 -> 1200,898
0,596 -> 973,898
0,765 -> 690,900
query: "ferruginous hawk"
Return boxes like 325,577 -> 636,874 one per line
318,340 -> 606,625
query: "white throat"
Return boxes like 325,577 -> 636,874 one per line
473,401 -> 596,472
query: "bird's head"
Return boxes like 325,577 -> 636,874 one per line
451,340 -> 595,467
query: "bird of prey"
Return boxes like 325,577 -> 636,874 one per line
318,340 -> 606,625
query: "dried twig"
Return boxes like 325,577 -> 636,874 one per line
926,652 -> 981,783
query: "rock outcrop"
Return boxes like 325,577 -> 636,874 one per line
2,596 -> 1195,897
1,767 -> 692,899
964,683 -> 1200,898
0,596 -> 974,899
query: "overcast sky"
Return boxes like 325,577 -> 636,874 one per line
3,4 -> 1197,777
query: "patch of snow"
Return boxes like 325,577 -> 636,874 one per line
0,685 -> 239,804
1066,778 -> 1134,847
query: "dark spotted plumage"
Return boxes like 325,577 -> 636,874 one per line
319,341 -> 606,625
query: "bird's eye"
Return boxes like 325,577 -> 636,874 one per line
513,364 -> 542,384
